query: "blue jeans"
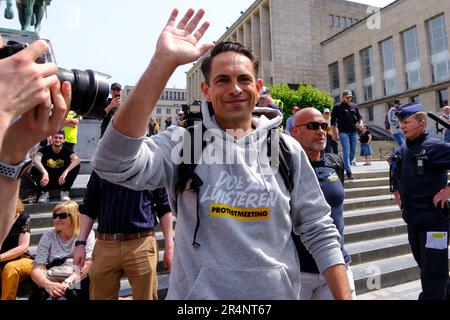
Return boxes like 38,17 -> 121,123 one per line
339,132 -> 357,173
393,132 -> 404,146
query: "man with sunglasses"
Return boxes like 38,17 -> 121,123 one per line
291,107 -> 355,299
331,90 -> 363,180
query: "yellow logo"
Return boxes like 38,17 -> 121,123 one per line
210,204 -> 270,221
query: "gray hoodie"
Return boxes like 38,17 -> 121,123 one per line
92,102 -> 344,300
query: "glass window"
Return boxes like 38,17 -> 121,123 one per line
410,95 -> 420,103
156,108 -> 161,114
344,55 -> 355,85
368,106 -> 374,122
346,17 -> 352,28
328,14 -> 334,27
380,37 -> 397,95
166,108 -> 171,115
164,91 -> 168,100
402,27 -> 421,89
360,47 -> 373,78
427,15 -> 450,82
428,15 -> 448,54
335,16 -> 341,28
403,27 -> 420,63
328,62 -> 339,90
381,37 -> 395,71
438,89 -> 448,108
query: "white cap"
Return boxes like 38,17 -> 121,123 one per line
324,108 -> 330,114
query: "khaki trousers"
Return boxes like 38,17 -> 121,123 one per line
89,235 -> 158,300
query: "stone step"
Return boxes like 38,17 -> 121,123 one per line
344,218 -> 406,243
346,234 -> 410,265
352,253 -> 450,295
345,185 -> 390,198
344,205 -> 400,226
343,194 -> 396,211
25,198 -> 84,214
344,177 -> 389,189
350,170 -> 389,180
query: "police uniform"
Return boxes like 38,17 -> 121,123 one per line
390,103 -> 450,300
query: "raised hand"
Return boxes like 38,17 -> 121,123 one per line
155,8 -> 214,67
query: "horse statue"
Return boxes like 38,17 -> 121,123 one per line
3,0 -> 52,32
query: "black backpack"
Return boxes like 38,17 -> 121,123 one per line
175,124 -> 294,247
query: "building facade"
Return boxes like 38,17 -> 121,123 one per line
187,0 -> 370,102
122,86 -> 187,131
186,0 -> 450,132
322,0 -> 450,133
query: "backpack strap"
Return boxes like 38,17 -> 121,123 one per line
176,123 -> 208,248
326,153 -> 345,186
267,130 -> 294,192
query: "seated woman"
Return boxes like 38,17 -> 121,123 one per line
30,200 -> 95,300
0,199 -> 33,300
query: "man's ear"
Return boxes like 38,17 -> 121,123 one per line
201,81 -> 211,102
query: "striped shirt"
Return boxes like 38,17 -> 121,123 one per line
79,171 -> 171,234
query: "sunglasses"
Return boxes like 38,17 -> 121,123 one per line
52,212 -> 69,220
296,122 -> 328,130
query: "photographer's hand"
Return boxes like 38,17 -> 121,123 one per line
0,81 -> 71,247
0,38 -> 59,133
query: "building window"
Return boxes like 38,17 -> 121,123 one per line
344,55 -> 355,85
380,37 -> 398,95
427,14 -> 450,82
166,108 -> 171,115
438,89 -> 448,108
346,17 -> 352,28
335,16 -> 341,28
410,95 -> 420,103
328,14 -> 334,27
156,108 -> 161,114
164,91 -> 168,100
402,27 -> 421,89
360,47 -> 375,101
367,106 -> 374,122
328,62 -> 340,98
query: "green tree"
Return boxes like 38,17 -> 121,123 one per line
268,83 -> 334,123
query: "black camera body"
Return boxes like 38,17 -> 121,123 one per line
181,100 -> 203,128
0,32 -> 110,119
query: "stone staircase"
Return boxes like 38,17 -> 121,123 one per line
20,163 -> 449,299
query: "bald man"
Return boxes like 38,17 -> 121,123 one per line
291,107 -> 355,300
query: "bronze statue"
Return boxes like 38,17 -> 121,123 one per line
3,0 -> 52,32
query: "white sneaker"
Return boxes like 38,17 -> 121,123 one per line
38,191 -> 49,203
60,190 -> 70,201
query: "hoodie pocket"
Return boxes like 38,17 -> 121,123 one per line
185,266 -> 297,300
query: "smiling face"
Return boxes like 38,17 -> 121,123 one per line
52,208 -> 73,234
201,51 -> 262,131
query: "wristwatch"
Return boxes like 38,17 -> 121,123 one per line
75,240 -> 87,246
0,159 -> 32,180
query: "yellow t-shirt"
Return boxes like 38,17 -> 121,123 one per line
64,111 -> 78,144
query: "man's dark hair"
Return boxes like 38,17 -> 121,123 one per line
201,41 -> 259,84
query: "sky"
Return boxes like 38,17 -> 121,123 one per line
0,0 -> 395,89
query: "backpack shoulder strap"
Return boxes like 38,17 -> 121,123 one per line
176,124 -> 207,195
267,131 -> 294,192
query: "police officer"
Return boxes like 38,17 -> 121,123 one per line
390,102 -> 450,300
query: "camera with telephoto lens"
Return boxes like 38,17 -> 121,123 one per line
181,100 -> 203,128
0,36 -> 110,119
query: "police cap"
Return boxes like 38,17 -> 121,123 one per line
395,102 -> 423,121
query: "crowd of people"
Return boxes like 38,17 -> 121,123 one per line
0,8 -> 449,301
